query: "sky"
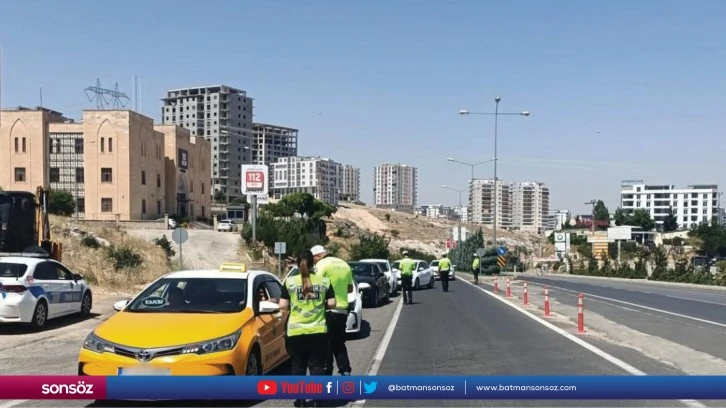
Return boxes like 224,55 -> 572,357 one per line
1,0 -> 725,214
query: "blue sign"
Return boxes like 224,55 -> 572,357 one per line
497,246 -> 508,256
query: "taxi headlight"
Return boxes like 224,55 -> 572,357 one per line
83,332 -> 116,354
181,329 -> 242,355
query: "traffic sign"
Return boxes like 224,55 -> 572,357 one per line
497,255 -> 506,268
446,238 -> 452,249
171,228 -> 188,244
241,165 -> 269,195
497,246 -> 508,256
476,248 -> 487,257
274,242 -> 287,255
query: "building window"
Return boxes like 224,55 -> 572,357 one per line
14,138 -> 18,153
76,168 -> 84,183
157,173 -> 161,188
101,168 -> 113,183
14,167 -> 26,182
50,168 -> 60,183
202,183 -> 205,195
22,138 -> 26,153
100,138 -> 105,152
75,139 -> 84,154
142,199 -> 147,214
101,198 -> 113,213
157,200 -> 162,214
141,171 -> 146,185
190,181 -> 194,193
109,138 -> 113,152
77,198 -> 85,213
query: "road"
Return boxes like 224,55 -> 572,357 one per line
2,269 -> 726,407
128,229 -> 241,270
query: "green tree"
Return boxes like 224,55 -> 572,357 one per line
241,215 -> 328,257
629,209 -> 656,231
213,190 -> 227,204
613,208 -> 627,226
662,207 -> 679,232
349,233 -> 390,260
593,200 -> 610,230
48,189 -> 75,216
264,193 -> 336,219
688,221 -> 726,258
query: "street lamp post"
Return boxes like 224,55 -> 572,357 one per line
441,185 -> 466,249
446,157 -> 496,181
459,98 -> 529,250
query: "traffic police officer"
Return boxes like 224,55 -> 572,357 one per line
398,251 -> 416,304
472,254 -> 481,284
280,250 -> 336,407
437,253 -> 452,292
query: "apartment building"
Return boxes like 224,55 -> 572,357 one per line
252,123 -> 298,167
543,209 -> 572,231
416,204 -> 455,219
620,181 -> 720,229
341,165 -> 361,202
373,164 -> 417,213
512,181 -> 550,234
161,85 -> 253,201
469,179 -> 513,227
271,156 -> 343,207
0,107 -> 210,221
455,206 -> 469,223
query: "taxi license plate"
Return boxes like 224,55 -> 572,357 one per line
118,366 -> 171,376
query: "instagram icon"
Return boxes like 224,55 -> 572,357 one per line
341,381 -> 356,394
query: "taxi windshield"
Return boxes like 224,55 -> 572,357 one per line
126,277 -> 247,313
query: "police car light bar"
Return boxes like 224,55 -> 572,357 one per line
0,251 -> 51,259
219,263 -> 247,272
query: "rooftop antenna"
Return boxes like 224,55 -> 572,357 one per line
84,78 -> 110,109
108,82 -> 130,109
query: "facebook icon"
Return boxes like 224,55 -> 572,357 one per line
326,382 -> 333,394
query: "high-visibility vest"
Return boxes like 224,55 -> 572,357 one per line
472,258 -> 480,269
439,257 -> 451,271
285,274 -> 331,337
399,257 -> 416,276
316,256 -> 352,311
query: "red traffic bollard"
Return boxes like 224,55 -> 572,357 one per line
506,279 -> 512,298
494,278 -> 499,294
544,286 -> 551,317
523,282 -> 529,305
577,293 -> 585,333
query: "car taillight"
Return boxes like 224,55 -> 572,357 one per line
1,285 -> 27,293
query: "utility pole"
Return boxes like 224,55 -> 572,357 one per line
585,199 -> 598,233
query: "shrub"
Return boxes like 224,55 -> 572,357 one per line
384,213 -> 391,221
48,190 -> 75,216
81,235 -> 101,249
349,233 -> 390,260
390,229 -> 400,238
152,235 -> 175,259
242,215 -> 328,258
106,246 -> 143,270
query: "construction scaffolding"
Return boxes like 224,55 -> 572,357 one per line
48,133 -> 85,217
252,123 -> 298,166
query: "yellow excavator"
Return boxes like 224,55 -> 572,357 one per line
0,186 -> 62,261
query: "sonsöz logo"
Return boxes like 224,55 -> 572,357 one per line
41,381 -> 94,395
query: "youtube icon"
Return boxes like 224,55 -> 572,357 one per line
257,380 -> 278,395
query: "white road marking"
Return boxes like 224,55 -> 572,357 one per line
459,278 -> 705,408
349,296 -> 404,407
527,281 -> 726,330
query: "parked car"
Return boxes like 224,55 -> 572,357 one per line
283,266 -> 366,335
391,259 -> 435,290
217,219 -> 238,232
430,260 -> 456,280
349,262 -> 390,307
359,258 -> 397,295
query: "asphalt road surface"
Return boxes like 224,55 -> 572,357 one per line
128,229 -> 241,270
365,278 -> 693,407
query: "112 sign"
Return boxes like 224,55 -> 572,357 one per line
245,171 -> 265,191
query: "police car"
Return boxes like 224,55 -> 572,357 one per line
0,255 -> 93,329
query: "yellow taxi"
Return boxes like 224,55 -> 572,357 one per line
78,263 -> 289,376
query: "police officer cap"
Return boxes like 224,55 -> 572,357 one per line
474,253 -> 480,257
402,250 -> 409,256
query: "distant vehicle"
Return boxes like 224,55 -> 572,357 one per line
391,259 -> 435,290
168,219 -> 177,229
0,255 -> 92,329
284,266 -> 366,335
217,219 -> 238,232
349,262 -> 390,307
79,264 -> 288,376
359,258 -> 397,295
430,260 -> 456,280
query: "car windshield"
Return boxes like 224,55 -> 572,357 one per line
391,261 -> 400,270
350,263 -> 377,277
0,262 -> 27,278
431,261 -> 439,266
126,277 -> 247,313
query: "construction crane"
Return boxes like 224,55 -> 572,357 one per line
0,186 -> 62,261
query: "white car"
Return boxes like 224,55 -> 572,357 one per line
217,219 -> 238,232
430,260 -> 456,280
0,255 -> 93,329
391,259 -> 435,290
359,258 -> 397,295
284,266 -> 366,336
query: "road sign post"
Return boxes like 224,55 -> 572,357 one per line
241,165 -> 269,243
274,242 -> 287,276
171,228 -> 189,270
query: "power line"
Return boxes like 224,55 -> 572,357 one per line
83,78 -> 129,110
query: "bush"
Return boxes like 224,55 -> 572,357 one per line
384,213 -> 391,221
106,246 -> 143,270
48,189 -> 75,216
241,215 -> 328,258
81,235 -> 101,249
153,235 -> 175,259
390,229 -> 400,238
349,233 -> 390,260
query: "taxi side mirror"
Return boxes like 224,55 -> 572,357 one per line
258,300 -> 280,314
113,299 -> 130,311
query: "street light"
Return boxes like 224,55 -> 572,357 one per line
441,185 -> 466,250
446,157 -> 496,180
459,97 -> 530,250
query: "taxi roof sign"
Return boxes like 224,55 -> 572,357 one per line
219,263 -> 247,272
